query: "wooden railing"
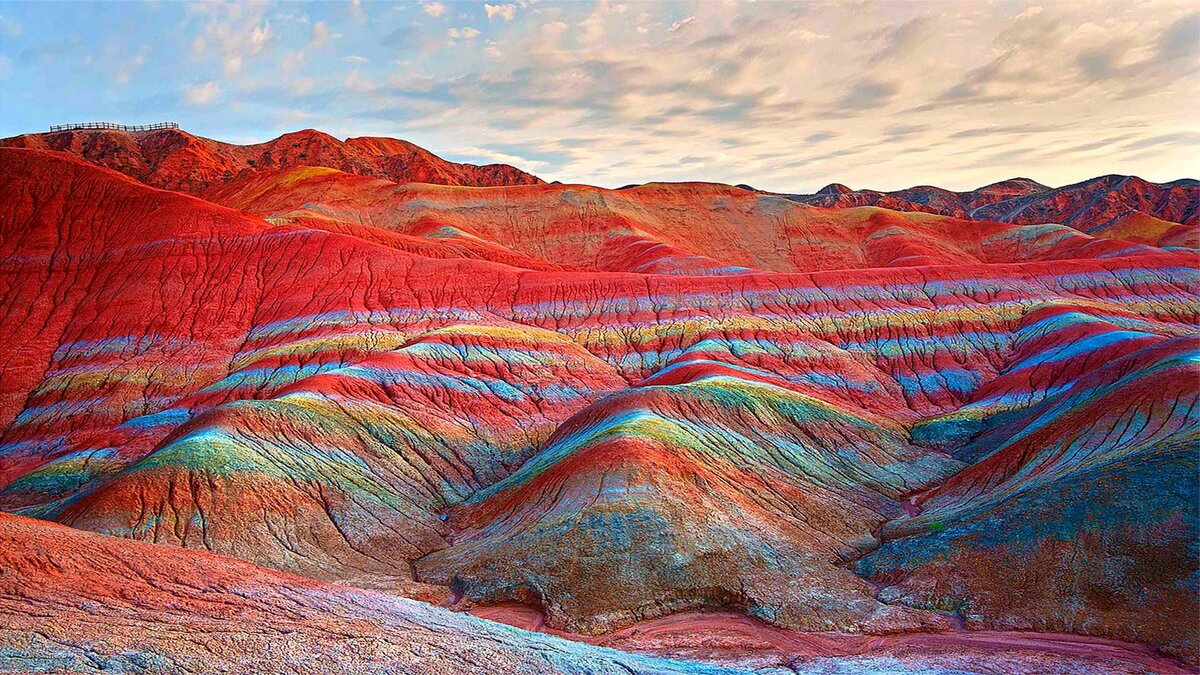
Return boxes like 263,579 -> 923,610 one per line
48,122 -> 180,133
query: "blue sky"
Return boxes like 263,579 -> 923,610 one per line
0,0 -> 1196,191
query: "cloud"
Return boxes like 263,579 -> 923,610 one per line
1015,6 -> 1044,20
669,16 -> 695,33
835,78 -> 898,111
948,124 -> 1062,140
485,4 -> 516,21
344,69 -> 375,93
790,28 -> 828,42
869,16 -> 935,63
113,48 -> 147,85
1157,12 -> 1198,63
929,53 -> 1015,106
1121,131 -> 1200,151
636,12 -> 653,34
882,124 -> 928,141
349,0 -> 366,24
450,144 -> 548,169
250,22 -> 270,53
311,20 -> 331,46
0,14 -> 21,38
184,81 -> 221,106
1060,133 -> 1138,154
280,50 -> 305,74
190,4 -> 272,74
1075,44 -> 1122,82
292,76 -> 315,96
5,0 -> 1195,192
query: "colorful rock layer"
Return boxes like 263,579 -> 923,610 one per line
5,513 -> 1184,674
0,135 -> 1196,671
786,175 -> 1198,249
0,128 -> 542,193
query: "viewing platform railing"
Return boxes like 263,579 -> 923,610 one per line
49,122 -> 179,133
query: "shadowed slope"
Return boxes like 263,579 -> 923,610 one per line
857,336 -> 1199,662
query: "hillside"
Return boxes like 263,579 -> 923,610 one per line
0,127 -> 542,193
201,165 -> 1177,275
783,175 -> 1199,249
0,138 -> 1196,671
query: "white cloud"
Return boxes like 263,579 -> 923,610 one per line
113,49 -> 147,85
280,50 -> 305,75
485,4 -> 516,21
12,0 -> 1192,193
791,28 -> 829,42
1015,6 -> 1044,20
292,76 -> 315,96
452,145 -> 548,169
344,69 -> 375,93
311,20 -> 331,46
249,22 -> 271,53
635,12 -> 653,34
190,5 -> 271,71
0,55 -> 12,80
0,14 -> 21,38
668,16 -> 695,33
184,81 -> 221,106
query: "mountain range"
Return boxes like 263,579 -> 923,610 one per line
0,127 -> 1196,674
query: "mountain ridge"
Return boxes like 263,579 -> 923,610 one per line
0,127 -> 543,194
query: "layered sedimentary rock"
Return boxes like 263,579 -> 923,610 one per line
0,128 -> 542,193
4,512 -> 1180,674
0,139 -> 1196,670
858,331 -> 1199,660
785,175 -> 1199,249
0,512 -> 730,674
418,369 -> 960,634
202,164 -> 1172,275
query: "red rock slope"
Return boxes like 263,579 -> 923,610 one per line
0,512 -> 735,674
0,127 -> 542,193
202,164 -> 1176,275
0,142 -> 1196,669
786,175 -> 1198,248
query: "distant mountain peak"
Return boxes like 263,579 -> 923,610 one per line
975,177 -> 1049,193
817,182 -> 853,195
0,126 -> 543,194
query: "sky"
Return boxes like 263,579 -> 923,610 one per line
0,0 -> 1196,193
